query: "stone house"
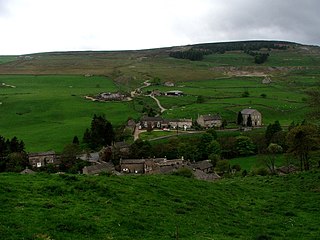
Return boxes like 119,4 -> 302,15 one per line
197,114 -> 222,128
28,151 -> 59,168
82,162 -> 115,175
166,119 -> 193,130
98,92 -> 126,101
165,90 -> 184,96
191,160 -> 213,173
140,116 -> 163,129
120,159 -> 146,173
241,109 -> 262,126
164,81 -> 175,87
140,117 -> 193,130
120,157 -> 188,174
78,152 -> 100,163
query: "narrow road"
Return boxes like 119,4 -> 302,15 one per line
149,95 -> 166,113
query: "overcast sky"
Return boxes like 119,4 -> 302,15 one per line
0,0 -> 319,55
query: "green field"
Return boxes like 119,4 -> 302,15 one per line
0,42 -> 319,152
0,75 -> 140,152
0,172 -> 319,239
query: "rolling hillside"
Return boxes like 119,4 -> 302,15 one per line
0,40 -> 319,152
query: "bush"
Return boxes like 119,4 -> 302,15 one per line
172,168 -> 194,178
231,164 -> 241,172
255,167 -> 269,176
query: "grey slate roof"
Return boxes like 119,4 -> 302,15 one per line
241,109 -> 259,115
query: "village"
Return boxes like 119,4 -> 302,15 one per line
22,108 -> 264,180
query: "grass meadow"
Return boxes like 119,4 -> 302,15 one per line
0,171 -> 319,239
0,45 -> 319,152
0,75 -> 139,152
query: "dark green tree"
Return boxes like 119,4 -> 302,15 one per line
286,125 -> 319,171
6,152 -> 29,172
263,143 -> 283,174
83,115 -> 115,150
129,139 -> 152,159
72,136 -> 80,145
237,111 -> 243,126
247,115 -> 252,127
265,120 -> 282,144
236,136 -> 256,156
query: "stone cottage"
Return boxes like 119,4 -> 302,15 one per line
241,109 -> 262,127
197,114 -> 222,128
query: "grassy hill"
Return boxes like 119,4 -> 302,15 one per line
0,171 -> 319,239
0,40 -> 319,152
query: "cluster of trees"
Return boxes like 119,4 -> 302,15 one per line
194,40 -> 289,54
83,114 -> 115,150
244,50 -> 270,64
169,41 -> 288,62
0,136 -> 28,172
169,49 -> 211,61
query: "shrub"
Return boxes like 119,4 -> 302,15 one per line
255,167 -> 269,176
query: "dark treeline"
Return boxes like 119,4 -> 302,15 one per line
0,136 -> 28,172
193,40 -> 290,53
169,49 -> 212,61
170,40 -> 290,62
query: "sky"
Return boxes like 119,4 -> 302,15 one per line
0,0 -> 319,55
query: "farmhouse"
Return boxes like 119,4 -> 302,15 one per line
241,109 -> 262,126
165,90 -> 184,96
191,160 -> 213,173
120,159 -> 146,173
98,92 -> 126,101
140,116 -> 163,129
120,157 -> 188,174
140,117 -> 193,130
82,162 -> 115,175
78,152 -> 100,163
28,151 -> 59,168
197,114 -> 222,128
164,81 -> 175,87
165,119 -> 193,130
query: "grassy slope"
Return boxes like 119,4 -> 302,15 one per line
0,43 -> 319,152
0,75 -> 140,152
0,172 -> 319,239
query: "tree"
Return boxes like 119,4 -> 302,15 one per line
263,143 -> 283,174
197,133 -> 214,160
246,115 -> 252,127
206,140 -> 221,157
265,120 -> 282,145
129,139 -> 152,159
286,125 -> 319,171
72,136 -> 79,145
215,160 -> 230,174
236,136 -> 256,156
206,129 -> 217,140
83,115 -> 115,150
237,111 -> 243,126
6,152 -> 29,172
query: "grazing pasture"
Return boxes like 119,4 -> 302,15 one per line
0,75 -> 139,152
0,42 -> 319,152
